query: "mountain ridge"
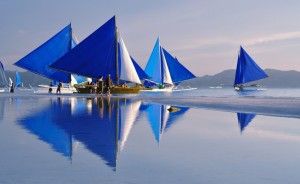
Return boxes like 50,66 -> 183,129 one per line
4,69 -> 300,88
181,69 -> 300,88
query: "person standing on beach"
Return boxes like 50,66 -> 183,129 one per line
105,74 -> 113,96
97,76 -> 104,95
56,80 -> 62,94
10,82 -> 14,93
48,81 -> 53,93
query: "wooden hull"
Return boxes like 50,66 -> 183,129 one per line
74,84 -> 149,94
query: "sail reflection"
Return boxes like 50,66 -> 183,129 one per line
17,97 -> 141,170
144,103 -> 190,143
237,112 -> 256,132
17,97 -> 188,170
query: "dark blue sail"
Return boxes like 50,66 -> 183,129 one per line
237,112 -> 256,132
14,24 -> 73,83
162,48 -> 196,83
131,57 -> 149,80
234,46 -> 268,85
50,17 -> 117,81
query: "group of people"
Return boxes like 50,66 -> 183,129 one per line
91,74 -> 114,96
49,74 -> 114,95
48,81 -> 63,94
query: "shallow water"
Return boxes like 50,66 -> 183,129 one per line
1,91 -> 300,183
137,87 -> 300,99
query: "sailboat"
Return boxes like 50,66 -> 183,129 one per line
14,24 -> 86,93
234,46 -> 268,91
0,61 -> 9,92
143,37 -> 197,91
237,112 -> 256,133
50,16 -> 148,94
14,71 -> 33,91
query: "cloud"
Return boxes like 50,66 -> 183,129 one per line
244,31 -> 300,46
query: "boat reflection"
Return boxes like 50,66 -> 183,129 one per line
17,97 -> 187,170
144,103 -> 190,143
237,112 -> 256,132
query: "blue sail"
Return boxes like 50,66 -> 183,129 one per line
131,57 -> 149,80
144,38 -> 162,84
15,71 -> 21,87
0,61 -> 8,87
237,112 -> 256,132
17,101 -> 73,159
162,48 -> 196,83
234,46 -> 268,85
14,24 -> 74,83
145,37 -> 196,85
50,17 -> 117,81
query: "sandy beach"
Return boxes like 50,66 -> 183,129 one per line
138,96 -> 300,118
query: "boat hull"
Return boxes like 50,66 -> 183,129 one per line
74,84 -> 148,94
234,86 -> 267,91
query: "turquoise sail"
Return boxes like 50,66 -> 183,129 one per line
234,46 -> 268,85
15,71 -> 21,87
145,38 -> 162,84
14,24 -> 74,83
0,61 -> 8,87
237,112 -> 256,132
145,38 -> 196,85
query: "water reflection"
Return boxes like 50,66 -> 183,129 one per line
235,89 -> 266,97
17,97 -> 185,170
144,103 -> 190,143
237,112 -> 256,132
0,99 -> 5,121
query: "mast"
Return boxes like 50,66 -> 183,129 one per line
114,98 -> 120,171
68,23 -> 73,83
160,48 -> 164,85
115,16 -> 119,85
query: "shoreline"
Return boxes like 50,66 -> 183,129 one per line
1,93 -> 300,119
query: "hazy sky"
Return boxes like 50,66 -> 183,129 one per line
1,0 -> 300,76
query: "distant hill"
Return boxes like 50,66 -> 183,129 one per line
182,69 -> 300,88
4,71 -> 50,87
4,69 -> 300,88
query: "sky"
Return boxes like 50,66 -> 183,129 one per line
1,0 -> 300,77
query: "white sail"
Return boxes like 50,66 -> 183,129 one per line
119,36 -> 141,84
0,61 -> 8,88
8,77 -> 12,87
160,48 -> 173,85
70,74 -> 78,86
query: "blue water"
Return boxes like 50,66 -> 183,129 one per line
1,90 -> 300,183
